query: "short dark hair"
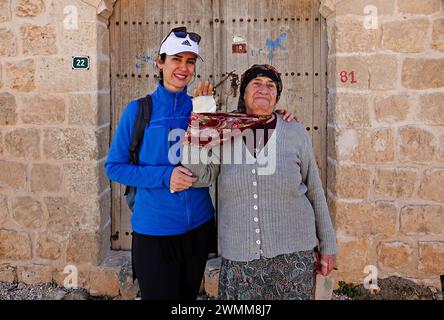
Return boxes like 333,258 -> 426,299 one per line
158,53 -> 167,80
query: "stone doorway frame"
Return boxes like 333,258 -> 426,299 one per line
92,0 -> 338,249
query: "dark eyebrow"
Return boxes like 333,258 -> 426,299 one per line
252,79 -> 275,85
263,79 -> 276,85
173,54 -> 196,62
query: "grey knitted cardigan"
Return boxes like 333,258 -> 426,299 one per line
182,116 -> 339,261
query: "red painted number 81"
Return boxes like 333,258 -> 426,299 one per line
340,71 -> 357,84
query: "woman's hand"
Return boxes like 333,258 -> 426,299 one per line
193,80 -> 214,97
316,253 -> 335,276
275,109 -> 301,123
170,166 -> 197,192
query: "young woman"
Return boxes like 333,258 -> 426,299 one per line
106,27 -> 216,300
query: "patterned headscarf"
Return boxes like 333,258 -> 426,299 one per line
237,64 -> 283,113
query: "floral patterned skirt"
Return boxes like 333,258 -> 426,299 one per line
218,250 -> 316,300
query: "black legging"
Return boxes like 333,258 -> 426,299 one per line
131,218 -> 216,300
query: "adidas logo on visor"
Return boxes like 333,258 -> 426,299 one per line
181,40 -> 192,46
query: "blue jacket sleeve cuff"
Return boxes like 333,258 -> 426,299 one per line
163,166 -> 175,189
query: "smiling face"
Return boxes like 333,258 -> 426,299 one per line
244,76 -> 278,115
157,52 -> 197,92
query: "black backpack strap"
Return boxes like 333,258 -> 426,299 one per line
138,94 -> 152,151
125,95 -> 152,196
129,95 -> 152,165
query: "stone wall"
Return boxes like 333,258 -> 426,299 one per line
322,0 -> 444,289
0,0 -> 117,295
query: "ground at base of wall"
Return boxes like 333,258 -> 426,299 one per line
197,292 -> 353,300
0,281 -> 349,301
334,276 -> 442,300
1,276 -> 441,300
0,282 -> 120,300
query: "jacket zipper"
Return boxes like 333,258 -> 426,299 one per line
173,95 -> 191,229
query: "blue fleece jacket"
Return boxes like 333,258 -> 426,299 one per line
105,83 -> 214,236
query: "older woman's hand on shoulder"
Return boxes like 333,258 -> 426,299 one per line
275,109 -> 302,123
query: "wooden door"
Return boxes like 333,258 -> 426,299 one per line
109,0 -> 327,250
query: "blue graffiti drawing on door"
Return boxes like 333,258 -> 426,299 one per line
265,33 -> 287,63
135,51 -> 157,70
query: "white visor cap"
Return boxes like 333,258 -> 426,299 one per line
159,33 -> 203,61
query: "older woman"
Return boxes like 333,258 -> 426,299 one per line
181,64 -> 339,300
